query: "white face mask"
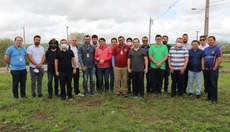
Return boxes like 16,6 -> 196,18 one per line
127,42 -> 133,46
176,43 -> 182,47
61,44 -> 68,49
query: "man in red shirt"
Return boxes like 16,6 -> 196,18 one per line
113,36 -> 131,97
94,38 -> 112,92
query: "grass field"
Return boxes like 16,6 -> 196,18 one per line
0,64 -> 230,131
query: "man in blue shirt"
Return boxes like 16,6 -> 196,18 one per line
4,36 -> 27,98
188,40 -> 204,98
204,36 -> 222,104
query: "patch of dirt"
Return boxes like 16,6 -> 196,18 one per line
0,124 -> 23,132
30,112 -> 52,122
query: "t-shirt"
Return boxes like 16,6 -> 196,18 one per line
95,46 -> 112,68
188,49 -> 204,72
204,45 -> 222,70
5,45 -> 27,70
27,45 -> 45,68
128,48 -> 147,72
168,46 -> 189,70
198,44 -> 209,50
113,44 -> 131,68
55,50 -> 75,74
45,49 -> 60,74
149,44 -> 168,70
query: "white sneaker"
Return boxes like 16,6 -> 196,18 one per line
76,93 -> 84,97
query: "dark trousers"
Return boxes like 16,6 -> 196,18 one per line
60,73 -> 73,99
171,70 -> 185,97
132,71 -> 144,97
73,68 -> 80,95
203,70 -> 219,102
146,68 -> 152,94
10,69 -> 27,98
47,71 -> 59,97
95,65 -> 100,91
151,68 -> 165,94
163,69 -> 170,91
109,67 -> 114,91
183,67 -> 189,93
127,73 -> 132,93
202,70 -> 208,93
98,68 -> 110,92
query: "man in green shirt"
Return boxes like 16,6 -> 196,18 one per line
149,34 -> 168,95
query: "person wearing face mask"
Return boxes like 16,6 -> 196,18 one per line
168,37 -> 189,97
27,35 -> 46,98
162,35 -> 171,93
45,38 -> 60,98
55,39 -> 76,100
126,37 -> 133,94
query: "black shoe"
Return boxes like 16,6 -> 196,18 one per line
38,94 -> 43,98
196,95 -> 200,99
48,95 -> 52,99
189,93 -> 193,96
21,96 -> 27,98
14,96 -> 19,99
61,97 -> 66,100
32,93 -> 36,98
205,98 -> 211,101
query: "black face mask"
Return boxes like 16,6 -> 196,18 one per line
51,46 -> 56,50
163,41 -> 167,45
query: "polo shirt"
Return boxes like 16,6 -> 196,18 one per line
113,44 -> 131,68
141,44 -> 150,56
188,49 -> 204,72
95,46 -> 112,68
5,45 -> 27,70
55,50 -> 75,74
168,46 -> 189,70
204,45 -> 222,70
27,45 -> 45,68
149,44 -> 168,70
128,48 -> 147,72
78,44 -> 95,68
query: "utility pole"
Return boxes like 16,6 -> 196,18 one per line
23,26 -> 25,44
196,31 -> 200,40
66,26 -> 69,43
149,17 -> 153,45
204,0 -> 210,38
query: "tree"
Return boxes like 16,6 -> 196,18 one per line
0,38 -> 14,67
69,32 -> 88,45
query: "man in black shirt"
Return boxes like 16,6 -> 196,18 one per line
45,38 -> 60,98
55,39 -> 76,100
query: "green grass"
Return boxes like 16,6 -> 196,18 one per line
0,66 -> 230,131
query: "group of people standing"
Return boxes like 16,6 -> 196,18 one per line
4,33 -> 222,104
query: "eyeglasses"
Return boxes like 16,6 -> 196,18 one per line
200,39 -> 205,41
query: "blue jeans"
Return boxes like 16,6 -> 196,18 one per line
10,69 -> 27,98
188,70 -> 202,95
109,67 -> 114,91
47,72 -> 59,96
98,68 -> 110,92
83,67 -> 96,96
30,67 -> 44,96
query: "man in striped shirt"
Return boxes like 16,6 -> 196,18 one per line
168,37 -> 189,97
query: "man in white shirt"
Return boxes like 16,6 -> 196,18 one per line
27,35 -> 46,98
69,37 -> 84,97
198,35 -> 209,50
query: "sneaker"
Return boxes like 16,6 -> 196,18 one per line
76,93 -> 84,97
84,93 -> 89,97
132,96 -> 138,99
212,101 -> 217,104
196,95 -> 200,99
139,96 -> 144,99
189,93 -> 193,96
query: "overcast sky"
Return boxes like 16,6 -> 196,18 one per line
0,0 -> 229,44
